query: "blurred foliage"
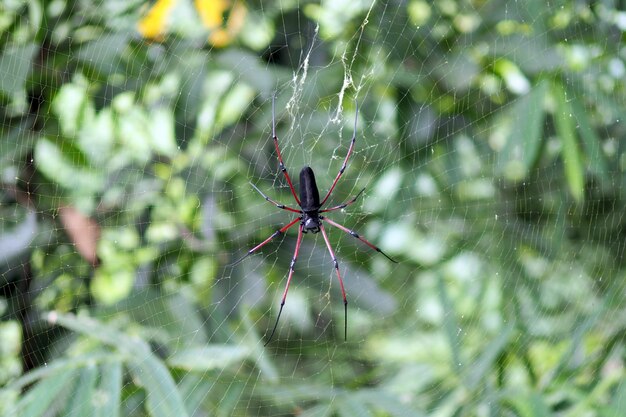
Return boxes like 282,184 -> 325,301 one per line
1,0 -> 626,416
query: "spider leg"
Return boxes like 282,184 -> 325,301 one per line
228,217 -> 301,267
271,95 -> 301,206
249,182 -> 302,214
319,225 -> 348,341
321,216 -> 398,263
319,102 -> 359,207
265,224 -> 304,346
320,187 -> 365,213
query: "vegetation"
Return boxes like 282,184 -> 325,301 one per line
1,0 -> 625,416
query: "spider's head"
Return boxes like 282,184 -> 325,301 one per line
302,215 -> 321,234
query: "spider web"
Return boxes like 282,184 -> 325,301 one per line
1,1 -> 625,416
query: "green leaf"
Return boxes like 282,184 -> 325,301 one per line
505,391 -> 551,417
437,273 -> 463,373
256,384 -> 337,403
300,404 -> 335,417
366,166 -> 403,213
79,107 -> 115,165
336,395 -> 374,417
216,50 -> 277,96
465,321 -> 514,390
358,390 -> 425,417
115,104 -> 153,165
216,380 -> 246,417
498,80 -> 547,181
64,365 -> 98,416
599,379 -> 626,417
304,0 -> 371,40
0,43 -> 37,96
494,59 -> 531,94
177,375 -> 212,417
76,33 -> 131,78
148,107 -> 178,157
569,97 -> 609,180
3,352 -> 121,393
215,82 -> 256,132
0,209 -> 36,265
194,70 -> 234,144
168,345 -> 251,371
90,267 -> 135,305
34,138 -> 105,193
553,81 -> 584,202
47,312 -> 190,417
127,356 -> 189,417
240,312 -> 280,382
13,368 -> 77,417
53,81 -> 95,137
0,118 -> 36,169
94,361 -> 122,417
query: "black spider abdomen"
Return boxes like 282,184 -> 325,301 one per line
299,166 -> 321,212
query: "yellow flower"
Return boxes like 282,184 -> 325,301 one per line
137,0 -> 248,47
196,0 -> 247,47
195,0 -> 228,28
137,0 -> 179,40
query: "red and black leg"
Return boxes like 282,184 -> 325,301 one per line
321,217 -> 398,263
271,96 -> 301,205
319,224 -> 348,341
320,187 -> 365,213
265,223 -> 304,345
228,217 -> 301,267
249,182 -> 302,214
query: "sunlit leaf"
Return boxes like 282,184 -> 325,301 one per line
304,0 -> 372,40
216,82 -> 255,132
34,138 -> 105,193
115,105 -> 154,165
148,106 -> 178,157
240,11 -> 274,50
90,268 -> 134,305
53,81 -> 95,138
494,59 -> 531,94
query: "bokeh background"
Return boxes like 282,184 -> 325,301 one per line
1,0 -> 626,416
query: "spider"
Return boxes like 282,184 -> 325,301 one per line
231,97 -> 397,345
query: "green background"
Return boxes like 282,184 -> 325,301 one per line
1,0 -> 625,416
